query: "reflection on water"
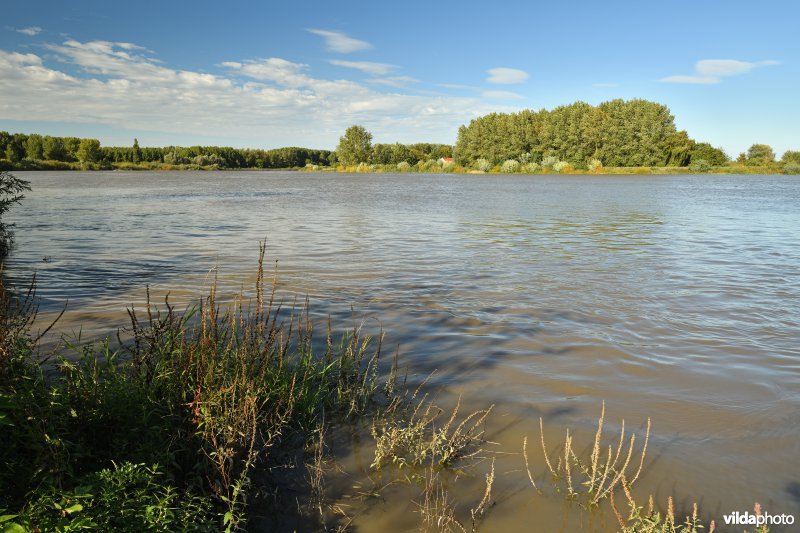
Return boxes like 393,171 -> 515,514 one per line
5,171 -> 800,528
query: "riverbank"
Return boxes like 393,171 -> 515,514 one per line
0,158 -> 794,175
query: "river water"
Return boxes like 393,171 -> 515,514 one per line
5,171 -> 800,530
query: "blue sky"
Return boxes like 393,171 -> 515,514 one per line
1,0 -> 798,157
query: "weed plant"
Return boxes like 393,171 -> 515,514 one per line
0,244 -> 383,531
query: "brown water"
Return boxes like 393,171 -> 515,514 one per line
5,171 -> 800,531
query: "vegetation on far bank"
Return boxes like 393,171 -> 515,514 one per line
2,98 -> 799,175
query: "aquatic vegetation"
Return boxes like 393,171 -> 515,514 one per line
371,389 -> 493,470
538,402 -> 650,507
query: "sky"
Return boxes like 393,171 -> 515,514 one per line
1,0 -> 798,157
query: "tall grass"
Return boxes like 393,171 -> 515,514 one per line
0,244 -> 383,530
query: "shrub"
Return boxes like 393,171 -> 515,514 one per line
552,161 -> 571,172
688,159 -> 712,173
474,159 -> 491,172
397,161 -> 411,172
522,162 -> 539,174
13,463 -> 217,532
541,156 -> 559,168
501,159 -> 520,173
783,162 -> 800,174
588,159 -> 603,172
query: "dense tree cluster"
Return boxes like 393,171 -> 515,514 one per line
453,99 -> 730,168
0,132 -> 335,169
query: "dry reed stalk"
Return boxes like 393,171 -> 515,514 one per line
539,417 -> 555,476
522,437 -> 537,490
470,458 -> 495,532
589,400 -> 605,491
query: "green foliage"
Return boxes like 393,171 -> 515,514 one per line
14,463 -> 216,532
541,156 -> 559,168
0,246 -> 384,530
0,172 -> 31,258
780,150 -> 800,164
522,162 -> 539,173
691,142 -> 729,166
689,159 -> 712,173
43,136 -> 67,161
782,162 -> 800,174
746,143 -> 775,165
24,135 -> 44,160
501,159 -> 520,173
336,125 -> 373,165
76,139 -> 101,165
588,159 -> 603,172
662,131 -> 694,166
454,99 -> 707,169
552,161 -> 571,172
474,158 -> 491,172
132,138 -> 142,164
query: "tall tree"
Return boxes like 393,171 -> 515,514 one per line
690,143 -> 728,166
24,134 -> 44,160
132,138 -> 142,164
336,125 -> 373,165
77,139 -> 102,164
781,150 -> 800,164
746,144 -> 775,165
43,136 -> 66,160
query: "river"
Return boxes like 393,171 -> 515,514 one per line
5,171 -> 800,531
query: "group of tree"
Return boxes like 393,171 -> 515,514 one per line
335,125 -> 453,166
453,99 -> 731,169
0,132 -> 336,169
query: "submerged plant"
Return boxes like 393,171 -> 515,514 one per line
371,390 -> 493,471
538,402 -> 650,507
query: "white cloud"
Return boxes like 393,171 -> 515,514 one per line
0,39 -> 509,147
660,75 -> 719,85
17,26 -> 42,36
329,59 -> 396,75
307,29 -> 372,53
482,90 -> 523,100
486,67 -> 529,84
661,58 -> 779,84
368,76 -> 419,88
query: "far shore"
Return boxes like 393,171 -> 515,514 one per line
2,161 -> 794,176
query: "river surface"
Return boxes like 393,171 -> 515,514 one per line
5,171 -> 800,531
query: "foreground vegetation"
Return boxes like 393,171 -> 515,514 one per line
0,172 -> 30,260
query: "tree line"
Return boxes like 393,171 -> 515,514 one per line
3,98 -> 799,172
0,132 -> 336,169
0,131 -> 452,170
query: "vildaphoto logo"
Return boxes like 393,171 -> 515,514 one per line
722,503 -> 795,527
